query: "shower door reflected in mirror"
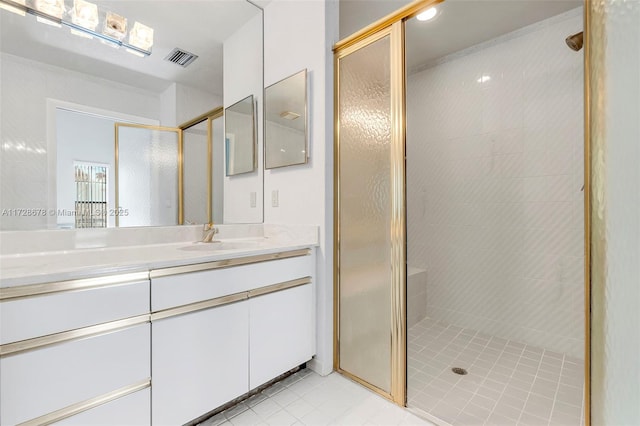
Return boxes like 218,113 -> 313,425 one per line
115,124 -> 182,227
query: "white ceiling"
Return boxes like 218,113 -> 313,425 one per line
406,0 -> 582,72
340,0 -> 581,70
0,0 -> 261,95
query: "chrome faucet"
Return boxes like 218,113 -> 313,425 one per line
202,223 -> 219,243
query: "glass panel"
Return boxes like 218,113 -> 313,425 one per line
338,35 -> 392,392
117,126 -> 179,227
183,120 -> 209,224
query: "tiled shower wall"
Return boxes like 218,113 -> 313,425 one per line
406,9 -> 584,358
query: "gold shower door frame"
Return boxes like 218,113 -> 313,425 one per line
333,22 -> 406,405
334,0 -> 591,422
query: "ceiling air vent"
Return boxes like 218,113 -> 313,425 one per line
164,48 -> 199,68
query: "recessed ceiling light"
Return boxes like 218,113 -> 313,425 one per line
416,7 -> 437,22
477,75 -> 491,83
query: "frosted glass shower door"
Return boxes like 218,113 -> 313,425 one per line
115,124 -> 182,227
335,22 -> 405,403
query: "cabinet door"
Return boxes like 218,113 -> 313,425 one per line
55,388 -> 150,426
249,283 -> 315,389
152,301 -> 249,426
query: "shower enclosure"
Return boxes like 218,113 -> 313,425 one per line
335,1 -> 587,425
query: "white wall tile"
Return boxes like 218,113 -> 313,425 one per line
407,10 -> 584,358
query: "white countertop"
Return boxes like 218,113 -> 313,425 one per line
0,226 -> 319,288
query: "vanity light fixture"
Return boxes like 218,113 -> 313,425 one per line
103,11 -> 127,41
129,21 -> 154,51
0,0 -> 153,57
34,0 -> 63,26
416,6 -> 437,22
70,0 -> 98,38
0,0 -> 25,16
280,111 -> 300,120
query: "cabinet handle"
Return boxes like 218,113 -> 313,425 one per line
248,277 -> 312,298
0,314 -> 150,357
150,248 -> 312,278
151,292 -> 248,321
17,379 -> 150,426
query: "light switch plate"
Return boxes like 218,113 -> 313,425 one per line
271,190 -> 279,207
250,192 -> 257,208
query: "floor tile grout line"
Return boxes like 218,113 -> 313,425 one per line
546,351 -> 566,425
514,344 -> 544,425
482,339 -> 524,425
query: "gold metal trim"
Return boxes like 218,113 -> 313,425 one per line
0,272 -> 149,301
337,368 -> 394,402
178,106 -> 224,130
389,21 -> 407,406
333,0 -> 443,53
247,276 -> 311,298
583,1 -> 594,424
333,44 -> 340,372
178,127 -> 184,225
149,248 -> 312,278
151,292 -> 248,321
17,379 -> 150,426
207,117 -> 213,224
114,123 -> 183,227
0,314 -> 150,357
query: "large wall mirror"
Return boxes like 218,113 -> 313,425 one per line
0,0 -> 264,230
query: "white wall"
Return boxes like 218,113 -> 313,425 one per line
0,53 -> 160,230
263,0 -> 339,375
406,9 -> 584,358
223,14 -> 263,224
592,0 -> 640,424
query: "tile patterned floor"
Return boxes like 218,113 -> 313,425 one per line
407,318 -> 585,426
199,369 -> 435,426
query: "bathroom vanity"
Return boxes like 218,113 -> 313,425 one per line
0,226 -> 318,426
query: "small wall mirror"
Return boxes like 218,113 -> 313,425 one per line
265,69 -> 308,169
225,95 -> 256,176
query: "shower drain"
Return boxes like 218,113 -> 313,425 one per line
451,367 -> 468,375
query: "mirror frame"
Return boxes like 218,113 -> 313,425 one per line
264,69 -> 309,170
224,94 -> 257,177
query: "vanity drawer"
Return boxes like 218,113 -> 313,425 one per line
55,387 -> 150,426
151,252 -> 314,311
0,279 -> 150,344
0,323 -> 150,426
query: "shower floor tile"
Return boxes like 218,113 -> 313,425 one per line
407,318 -> 585,426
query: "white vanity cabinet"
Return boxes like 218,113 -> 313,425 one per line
0,275 -> 151,426
150,249 -> 316,424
